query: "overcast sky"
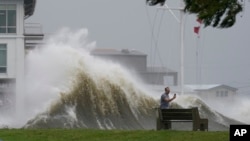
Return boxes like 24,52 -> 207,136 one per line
26,0 -> 250,94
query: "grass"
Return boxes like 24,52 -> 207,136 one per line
0,129 -> 229,141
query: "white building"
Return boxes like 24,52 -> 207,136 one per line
91,48 -> 178,85
185,84 -> 238,102
0,0 -> 41,110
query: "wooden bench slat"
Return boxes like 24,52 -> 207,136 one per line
164,120 -> 193,123
161,112 -> 193,115
162,113 -> 193,116
156,107 -> 208,131
161,109 -> 193,112
162,116 -> 193,120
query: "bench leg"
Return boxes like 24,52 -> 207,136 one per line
156,118 -> 172,130
156,117 -> 162,130
193,119 -> 208,131
193,121 -> 198,131
199,119 -> 208,131
163,121 -> 171,130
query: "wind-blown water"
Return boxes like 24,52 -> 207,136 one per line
199,95 -> 250,124
1,28 -> 158,129
0,28 -> 248,130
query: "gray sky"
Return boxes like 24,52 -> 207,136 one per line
26,0 -> 250,94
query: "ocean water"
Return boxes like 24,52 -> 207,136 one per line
0,28 -> 248,130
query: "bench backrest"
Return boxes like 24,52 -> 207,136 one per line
159,107 -> 200,121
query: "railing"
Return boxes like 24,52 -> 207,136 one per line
24,23 -> 43,35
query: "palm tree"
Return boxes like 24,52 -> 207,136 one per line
146,0 -> 243,28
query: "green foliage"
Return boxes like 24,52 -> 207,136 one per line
146,0 -> 166,6
184,0 -> 243,28
146,0 -> 243,28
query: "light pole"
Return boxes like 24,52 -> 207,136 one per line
158,2 -> 185,95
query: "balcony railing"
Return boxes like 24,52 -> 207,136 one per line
24,23 -> 43,35
24,23 -> 44,49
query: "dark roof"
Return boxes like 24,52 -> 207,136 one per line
24,0 -> 36,19
186,84 -> 238,92
209,84 -> 238,92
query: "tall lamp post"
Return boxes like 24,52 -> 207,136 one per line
158,2 -> 185,95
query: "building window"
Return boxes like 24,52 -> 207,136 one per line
0,44 -> 7,73
220,91 -> 224,97
0,5 -> 16,33
216,91 -> 220,97
225,91 -> 228,97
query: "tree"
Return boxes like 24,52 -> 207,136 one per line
146,0 -> 243,28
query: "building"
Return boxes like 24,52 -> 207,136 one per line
91,48 -> 178,85
141,66 -> 178,85
185,84 -> 238,101
0,0 -> 43,110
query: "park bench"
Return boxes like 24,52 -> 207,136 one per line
156,107 -> 208,131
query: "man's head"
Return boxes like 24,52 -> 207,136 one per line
165,87 -> 170,94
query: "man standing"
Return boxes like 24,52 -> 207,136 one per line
160,87 -> 176,109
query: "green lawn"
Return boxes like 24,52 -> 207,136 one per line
0,129 -> 229,141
